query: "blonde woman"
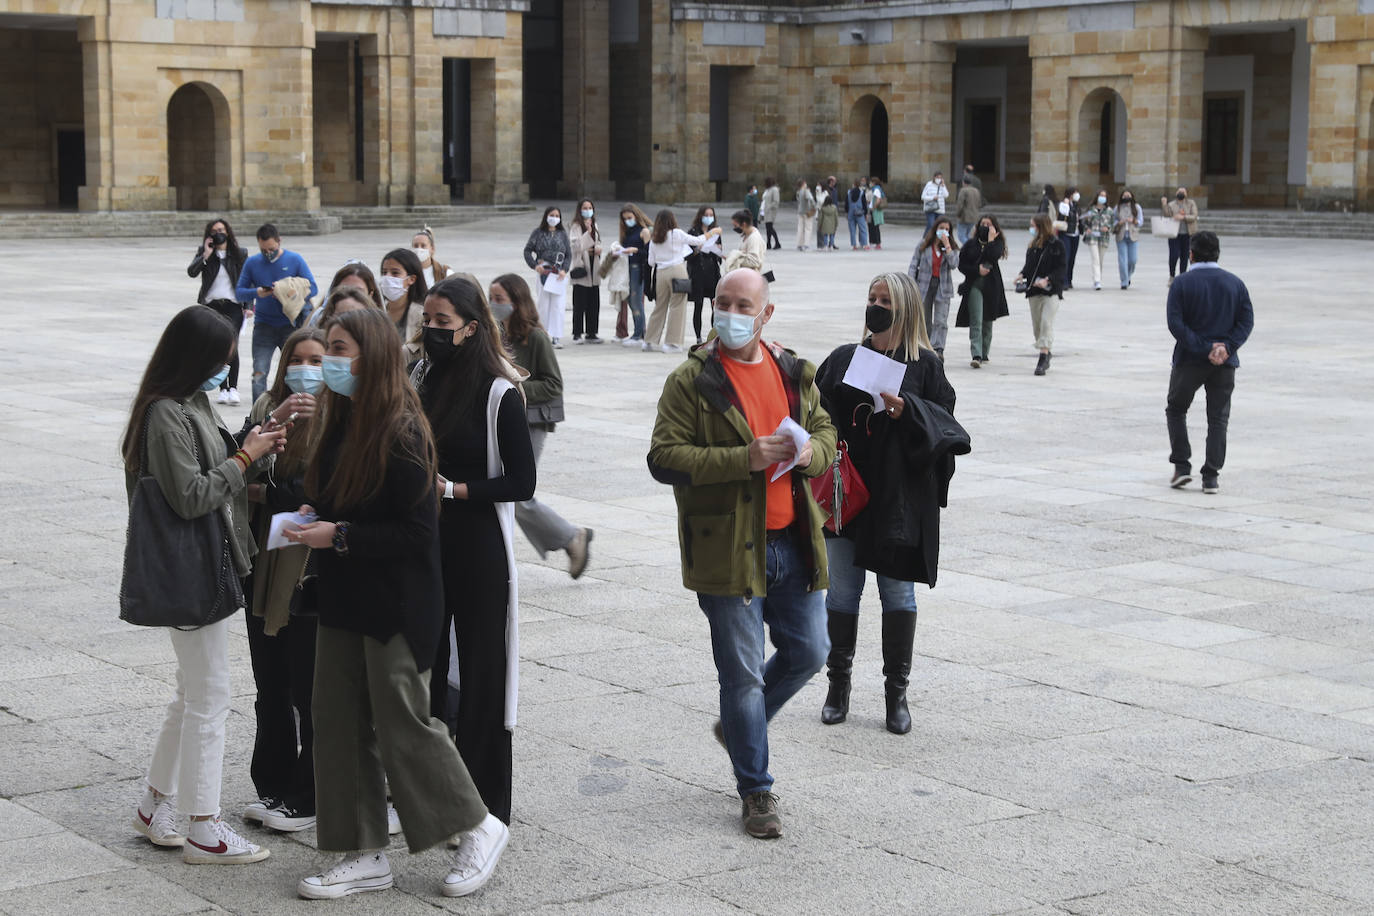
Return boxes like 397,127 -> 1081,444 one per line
815,272 -> 958,735
411,227 -> 451,289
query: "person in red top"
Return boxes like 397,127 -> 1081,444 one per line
909,215 -> 960,358
647,268 -> 837,840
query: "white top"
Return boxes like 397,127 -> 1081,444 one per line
205,250 -> 236,302
422,264 -> 435,288
647,228 -> 706,268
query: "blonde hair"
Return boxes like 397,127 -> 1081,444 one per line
864,272 -> 933,357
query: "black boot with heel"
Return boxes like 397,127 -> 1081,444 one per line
821,611 -> 858,725
881,612 -> 917,735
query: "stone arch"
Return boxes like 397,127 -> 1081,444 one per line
846,94 -> 888,180
1075,85 -> 1128,195
167,81 -> 230,211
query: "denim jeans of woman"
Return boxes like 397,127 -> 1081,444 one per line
1116,238 -> 1139,288
824,535 -> 917,616
626,262 -> 646,339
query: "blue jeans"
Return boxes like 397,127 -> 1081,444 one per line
697,535 -> 828,798
626,262 -> 646,339
821,233 -> 835,249
956,223 -> 974,245
251,321 -> 295,402
925,210 -> 939,233
846,210 -> 868,248
1116,238 -> 1139,288
824,535 -> 917,615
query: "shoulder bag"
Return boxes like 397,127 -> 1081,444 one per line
119,404 -> 244,629
1015,246 -> 1048,295
807,440 -> 869,534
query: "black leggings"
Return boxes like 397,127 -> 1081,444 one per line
571,284 -> 599,338
245,608 -> 317,810
205,299 -> 243,389
691,296 -> 714,342
764,221 -> 780,249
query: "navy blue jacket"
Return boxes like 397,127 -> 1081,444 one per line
1166,262 -> 1253,368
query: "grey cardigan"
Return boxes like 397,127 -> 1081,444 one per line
125,392 -> 256,577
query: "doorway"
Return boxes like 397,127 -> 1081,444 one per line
869,102 -> 889,180
56,129 -> 85,210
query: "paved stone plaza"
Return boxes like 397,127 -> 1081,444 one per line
1,212 -> 1372,914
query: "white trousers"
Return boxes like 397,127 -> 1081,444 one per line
537,284 -> 566,340
145,616 -> 233,816
795,214 -> 815,249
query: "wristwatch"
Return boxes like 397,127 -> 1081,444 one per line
443,480 -> 455,499
332,521 -> 350,556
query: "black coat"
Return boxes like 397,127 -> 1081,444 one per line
955,235 -> 1009,327
311,425 -> 444,668
815,342 -> 965,586
187,247 -> 248,304
1017,236 -> 1067,299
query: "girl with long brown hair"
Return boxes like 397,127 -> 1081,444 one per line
645,207 -> 719,352
568,198 -> 604,343
286,306 -> 507,900
489,273 -> 593,579
122,305 -> 284,864
909,214 -> 960,358
954,213 -> 1009,367
613,202 -> 652,343
409,276 -> 535,832
815,273 -> 957,736
523,205 -> 572,347
241,327 -> 327,834
1013,212 -> 1068,375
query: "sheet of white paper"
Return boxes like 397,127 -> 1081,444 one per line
769,416 -> 812,482
543,273 -> 569,297
842,345 -> 907,411
266,510 -> 317,551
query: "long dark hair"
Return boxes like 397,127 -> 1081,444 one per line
651,208 -> 678,245
572,198 -> 599,241
689,205 -> 715,235
306,308 -> 436,512
418,276 -> 523,443
380,248 -> 428,306
538,205 -> 563,232
122,306 -> 236,471
266,327 -> 328,475
918,216 -> 959,255
201,217 -> 242,255
493,273 -> 540,346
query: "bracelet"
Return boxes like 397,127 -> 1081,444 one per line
332,521 -> 350,556
233,449 -> 251,472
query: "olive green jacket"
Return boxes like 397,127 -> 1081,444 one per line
125,392 -> 256,578
647,340 -> 837,598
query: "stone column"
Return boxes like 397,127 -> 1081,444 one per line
679,20 -> 713,202
410,18 -> 449,206
1027,36 -> 1071,204
491,13 -> 528,204
560,0 -> 614,199
1161,33 -> 1208,200
644,0 -> 685,202
1303,15 -> 1371,210
241,46 -> 320,211
77,19 -> 116,211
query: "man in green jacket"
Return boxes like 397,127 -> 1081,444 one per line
648,268 -> 837,840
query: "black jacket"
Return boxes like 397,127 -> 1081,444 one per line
311,425 -> 443,667
955,235 -> 1009,327
187,247 -> 248,304
1017,237 -> 1067,299
815,342 -> 965,585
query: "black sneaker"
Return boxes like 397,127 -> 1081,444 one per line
1034,353 -> 1049,376
260,803 -> 317,833
1170,472 -> 1193,489
1202,478 -> 1219,494
243,797 -> 282,825
741,792 -> 782,839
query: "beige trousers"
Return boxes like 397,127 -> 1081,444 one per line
1027,293 -> 1060,351
646,262 -> 689,349
795,214 -> 816,249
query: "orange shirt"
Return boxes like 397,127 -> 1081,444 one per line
720,349 -> 796,530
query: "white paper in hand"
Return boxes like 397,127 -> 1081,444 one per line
842,344 -> 907,411
769,416 -> 812,482
266,510 -> 318,551
543,273 -> 569,297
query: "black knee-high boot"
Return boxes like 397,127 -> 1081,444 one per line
881,612 -> 917,735
821,611 -> 859,725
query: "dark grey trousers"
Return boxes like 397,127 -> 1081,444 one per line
1166,362 -> 1236,480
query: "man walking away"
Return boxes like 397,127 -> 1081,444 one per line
648,268 -> 837,841
1165,231 -> 1253,495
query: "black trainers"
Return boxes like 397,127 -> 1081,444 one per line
1170,471 -> 1192,489
741,791 -> 782,839
1034,352 -> 1049,376
1202,478 -> 1219,494
260,803 -> 317,833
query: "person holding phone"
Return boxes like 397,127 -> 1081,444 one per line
523,206 -> 572,348
187,218 -> 249,405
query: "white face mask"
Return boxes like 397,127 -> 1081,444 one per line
581,209 -> 594,219
702,215 -> 715,227
1072,193 -> 1080,202
1097,196 -> 1107,205
624,218 -> 635,228
411,247 -> 431,263
378,275 -> 408,301
547,215 -> 561,228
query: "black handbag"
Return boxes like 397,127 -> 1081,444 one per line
671,277 -> 692,294
119,403 -> 243,630
1016,246 -> 1048,294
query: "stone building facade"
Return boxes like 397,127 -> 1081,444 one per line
2,0 -> 1372,213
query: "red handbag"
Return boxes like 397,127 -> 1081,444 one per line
808,441 -> 869,533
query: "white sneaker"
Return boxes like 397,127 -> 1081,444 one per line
216,389 -> 230,404
298,852 -> 394,899
387,804 -> 402,836
260,803 -> 316,833
133,794 -> 184,847
183,816 -> 270,865
442,813 -> 509,897
621,337 -> 640,348
663,344 -> 683,353
226,388 -> 241,406
552,338 -> 563,349
242,796 -> 279,825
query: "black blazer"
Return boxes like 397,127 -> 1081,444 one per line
311,426 -> 444,667
187,247 -> 248,304
1017,237 -> 1067,299
816,342 -> 962,586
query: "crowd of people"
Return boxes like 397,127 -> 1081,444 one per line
121,176 -> 1248,894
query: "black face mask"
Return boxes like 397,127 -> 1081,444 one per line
733,226 -> 744,235
865,304 -> 894,333
1176,192 -> 1186,201
1122,197 -> 1133,204
211,232 -> 227,245
976,225 -> 990,243
423,326 -> 461,363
